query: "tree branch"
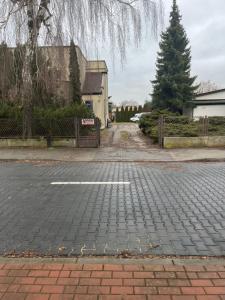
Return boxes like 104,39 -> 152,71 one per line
36,0 -> 52,33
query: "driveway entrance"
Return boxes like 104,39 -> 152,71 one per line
101,123 -> 155,149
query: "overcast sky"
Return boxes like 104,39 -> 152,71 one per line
100,0 -> 225,105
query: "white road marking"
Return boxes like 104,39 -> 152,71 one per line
51,182 -> 130,185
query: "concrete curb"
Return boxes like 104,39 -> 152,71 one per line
0,158 -> 225,163
0,256 -> 225,265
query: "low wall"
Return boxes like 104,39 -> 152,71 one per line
164,136 -> 225,149
0,138 -> 76,148
52,138 -> 76,148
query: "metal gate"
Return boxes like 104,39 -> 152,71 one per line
76,118 -> 100,148
158,116 -> 165,149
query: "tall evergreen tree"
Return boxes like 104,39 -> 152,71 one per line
121,106 -> 125,122
69,40 -> 81,104
116,107 -> 120,122
152,0 -> 198,114
138,105 -> 143,113
128,106 -> 133,120
143,101 -> 152,112
124,106 -> 129,122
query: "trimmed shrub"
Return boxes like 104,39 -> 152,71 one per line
0,103 -> 23,119
140,112 -> 225,143
0,102 -> 96,137
139,109 -> 177,142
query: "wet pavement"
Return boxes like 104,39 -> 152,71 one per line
1,161 -> 225,256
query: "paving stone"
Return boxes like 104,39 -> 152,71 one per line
0,162 -> 225,256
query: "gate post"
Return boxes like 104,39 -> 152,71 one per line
204,116 -> 209,136
97,119 -> 101,147
158,116 -> 164,149
201,116 -> 208,137
76,118 -> 80,148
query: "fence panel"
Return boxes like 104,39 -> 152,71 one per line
0,117 -> 101,148
159,115 -> 225,148
0,119 -> 23,138
163,116 -> 206,138
77,118 -> 100,148
207,117 -> 225,136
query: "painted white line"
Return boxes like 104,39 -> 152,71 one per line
51,182 -> 130,185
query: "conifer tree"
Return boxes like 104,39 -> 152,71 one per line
138,105 -> 143,113
121,106 -> 125,122
116,107 -> 120,122
152,0 -> 198,114
128,106 -> 133,121
124,106 -> 129,122
143,101 -> 152,112
69,40 -> 81,104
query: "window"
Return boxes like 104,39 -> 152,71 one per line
85,100 -> 93,111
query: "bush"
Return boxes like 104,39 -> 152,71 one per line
139,109 -> 177,142
0,103 -> 23,119
208,117 -> 225,126
164,123 -> 199,137
0,102 -> 94,120
140,112 -> 225,143
207,117 -> 225,136
33,103 -> 94,120
0,102 -> 96,137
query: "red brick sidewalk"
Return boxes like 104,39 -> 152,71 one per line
0,262 -> 224,299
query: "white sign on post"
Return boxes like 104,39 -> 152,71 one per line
81,119 -> 95,126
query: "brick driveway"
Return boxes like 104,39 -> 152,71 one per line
0,262 -> 225,299
0,161 -> 225,256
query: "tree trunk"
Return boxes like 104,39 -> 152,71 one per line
22,0 -> 35,137
22,0 -> 50,138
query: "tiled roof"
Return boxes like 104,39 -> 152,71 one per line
82,72 -> 103,95
196,88 -> 225,97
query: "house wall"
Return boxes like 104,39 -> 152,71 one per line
193,105 -> 225,117
196,90 -> 225,100
41,46 -> 87,101
8,46 -> 109,128
43,48 -> 109,128
102,72 -> 109,127
193,90 -> 225,118
83,60 -> 109,128
82,94 -> 108,129
86,61 -> 108,73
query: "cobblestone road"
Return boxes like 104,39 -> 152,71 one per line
1,161 -> 225,256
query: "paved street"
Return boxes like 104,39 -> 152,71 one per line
1,161 -> 225,257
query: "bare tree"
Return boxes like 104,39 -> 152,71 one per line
0,0 -> 163,136
197,80 -> 220,94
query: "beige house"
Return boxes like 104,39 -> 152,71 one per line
40,46 -> 109,128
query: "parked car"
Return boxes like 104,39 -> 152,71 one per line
130,112 -> 151,122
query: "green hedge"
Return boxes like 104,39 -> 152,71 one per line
139,112 -> 225,143
0,103 -> 23,119
139,110 -> 177,142
208,117 -> 225,136
0,103 -> 94,120
34,103 -> 94,120
0,103 -> 96,137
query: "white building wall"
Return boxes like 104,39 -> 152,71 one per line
196,91 -> 225,100
193,105 -> 225,117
